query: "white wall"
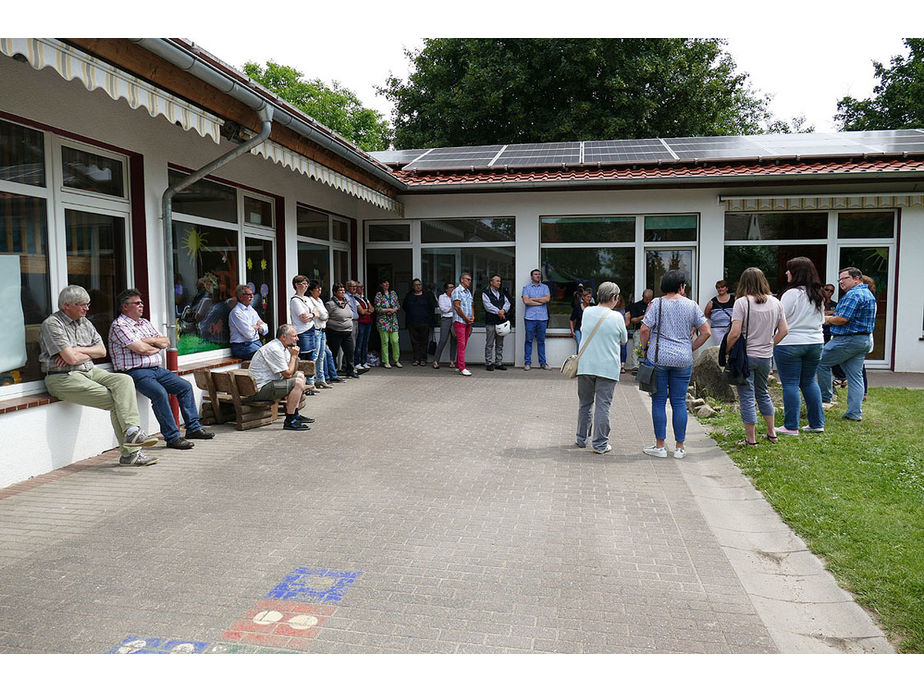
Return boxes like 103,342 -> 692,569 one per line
894,206 -> 924,372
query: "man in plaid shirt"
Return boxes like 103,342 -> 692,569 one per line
817,267 -> 877,422
109,289 -> 214,449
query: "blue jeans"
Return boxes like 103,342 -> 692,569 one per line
524,319 -> 547,365
314,329 -> 328,383
354,322 -> 372,365
325,345 -> 337,378
126,366 -> 201,443
297,328 -> 317,385
817,334 -> 870,420
230,341 -> 261,360
774,343 -> 824,430
573,329 -> 581,353
650,362 -> 692,443
736,356 -> 774,425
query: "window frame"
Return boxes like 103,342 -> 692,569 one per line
0,119 -> 134,398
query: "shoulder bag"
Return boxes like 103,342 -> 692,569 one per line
636,299 -> 662,395
560,309 -> 610,379
718,297 -> 750,386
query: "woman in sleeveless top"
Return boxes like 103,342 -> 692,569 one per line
704,279 -> 734,347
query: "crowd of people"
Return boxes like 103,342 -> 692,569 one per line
38,257 -> 876,462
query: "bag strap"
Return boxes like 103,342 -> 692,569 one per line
576,309 -> 612,357
650,298 -> 663,365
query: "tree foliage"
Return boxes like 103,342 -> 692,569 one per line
380,38 -> 770,149
243,61 -> 391,151
835,39 -> 924,131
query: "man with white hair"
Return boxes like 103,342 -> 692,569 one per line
247,324 -> 313,431
39,285 -> 158,466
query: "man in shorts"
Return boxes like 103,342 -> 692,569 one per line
247,324 -> 312,431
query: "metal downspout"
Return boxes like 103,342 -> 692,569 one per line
162,104 -> 274,357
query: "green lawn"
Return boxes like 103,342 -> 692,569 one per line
705,386 -> 924,653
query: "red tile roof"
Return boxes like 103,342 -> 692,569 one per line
391,157 -> 924,188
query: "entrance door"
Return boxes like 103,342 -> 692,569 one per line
838,246 -> 892,364
365,248 -> 413,356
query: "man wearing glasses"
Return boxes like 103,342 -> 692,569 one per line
817,267 -> 877,421
229,284 -> 268,360
109,288 -> 214,450
40,285 -> 159,466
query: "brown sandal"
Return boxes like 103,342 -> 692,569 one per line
736,439 -> 758,447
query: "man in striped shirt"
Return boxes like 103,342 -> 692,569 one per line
109,289 -> 214,450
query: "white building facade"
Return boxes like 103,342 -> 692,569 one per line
1,38 -> 922,488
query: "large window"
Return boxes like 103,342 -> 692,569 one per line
422,246 -> 515,324
723,209 -> 895,365
724,212 -> 828,294
296,205 -> 351,296
0,119 -> 132,392
540,215 -> 641,328
172,173 -> 278,356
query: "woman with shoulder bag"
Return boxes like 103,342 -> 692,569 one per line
305,279 -> 333,389
727,267 -> 788,446
639,270 -> 711,460
575,282 -> 628,454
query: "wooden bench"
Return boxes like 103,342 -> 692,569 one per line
194,359 -> 314,431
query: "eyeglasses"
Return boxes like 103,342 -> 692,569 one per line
127,300 -> 144,305
242,292 -> 254,297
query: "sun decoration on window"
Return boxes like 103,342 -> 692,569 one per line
181,227 -> 207,261
247,257 -> 253,270
261,259 -> 267,271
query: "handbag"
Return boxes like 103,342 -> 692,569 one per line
636,299 -> 662,395
560,309 -> 611,378
718,298 -> 750,385
427,339 -> 437,355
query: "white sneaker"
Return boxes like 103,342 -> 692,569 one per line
593,444 -> 612,454
394,361 -> 403,368
673,448 -> 687,459
460,368 -> 472,376
383,362 -> 392,368
523,364 -> 531,371
801,425 -> 825,433
643,445 -> 668,458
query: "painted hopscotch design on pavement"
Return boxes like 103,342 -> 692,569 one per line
108,567 -> 361,654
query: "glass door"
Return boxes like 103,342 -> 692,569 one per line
244,235 -> 274,338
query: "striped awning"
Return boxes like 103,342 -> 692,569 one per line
721,193 -> 924,211
0,38 -> 224,143
250,138 -> 404,215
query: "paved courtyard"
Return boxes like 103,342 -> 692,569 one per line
0,367 -> 894,654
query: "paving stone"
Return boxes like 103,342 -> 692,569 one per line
0,372 -> 891,653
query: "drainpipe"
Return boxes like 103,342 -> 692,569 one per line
161,104 -> 274,398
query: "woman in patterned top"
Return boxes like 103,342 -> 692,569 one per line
374,279 -> 402,368
639,270 -> 711,460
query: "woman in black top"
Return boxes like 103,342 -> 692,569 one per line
569,289 -> 593,352
402,278 -> 438,365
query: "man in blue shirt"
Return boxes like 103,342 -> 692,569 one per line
229,284 -> 269,360
521,269 -> 551,370
817,267 -> 877,421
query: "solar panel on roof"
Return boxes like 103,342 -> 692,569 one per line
404,145 -> 504,170
584,139 -> 673,164
493,141 -> 581,168
394,129 -> 924,172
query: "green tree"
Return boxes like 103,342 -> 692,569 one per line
835,39 -> 924,130
380,38 -> 769,149
244,61 -> 391,151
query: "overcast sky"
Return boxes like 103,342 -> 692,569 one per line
12,1 -> 924,137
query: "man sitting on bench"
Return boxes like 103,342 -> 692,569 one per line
247,324 -> 313,431
40,285 -> 159,466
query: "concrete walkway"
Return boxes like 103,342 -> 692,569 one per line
0,367 -> 893,653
